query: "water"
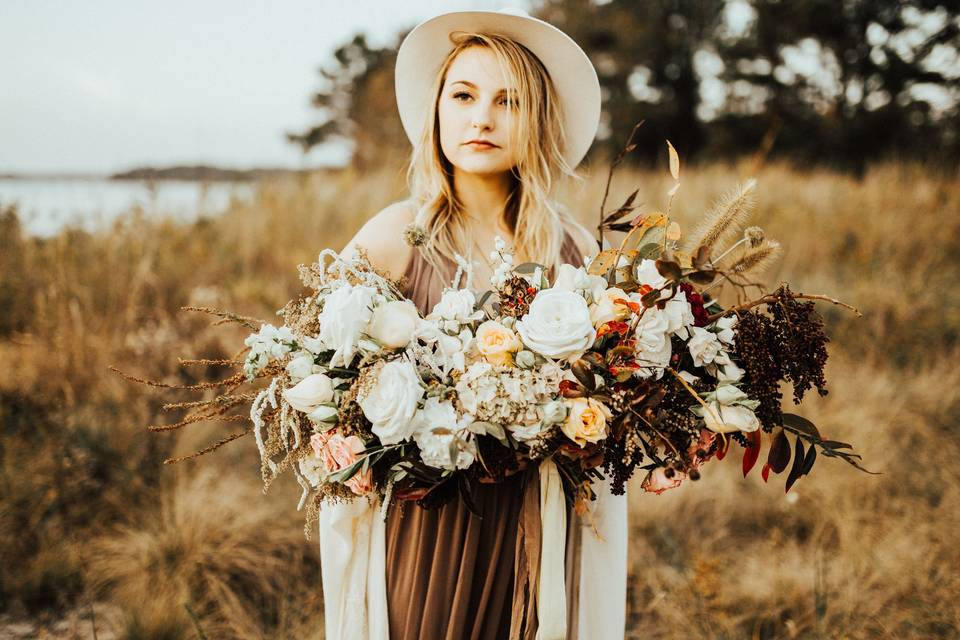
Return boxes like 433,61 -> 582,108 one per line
0,178 -> 255,237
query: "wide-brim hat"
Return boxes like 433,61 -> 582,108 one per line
395,7 -> 601,169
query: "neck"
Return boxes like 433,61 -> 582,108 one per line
453,168 -> 515,235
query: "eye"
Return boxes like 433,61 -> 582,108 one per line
453,91 -> 472,102
498,95 -> 517,108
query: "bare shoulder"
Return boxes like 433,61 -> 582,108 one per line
340,199 -> 417,279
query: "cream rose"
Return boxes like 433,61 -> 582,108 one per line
589,287 -> 631,327
634,307 -> 672,378
516,289 -> 596,360
561,397 -> 612,447
475,320 -> 522,365
282,373 -> 334,413
318,283 -> 376,367
367,299 -> 420,349
358,359 -> 424,444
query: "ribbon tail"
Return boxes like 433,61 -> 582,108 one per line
536,458 -> 567,640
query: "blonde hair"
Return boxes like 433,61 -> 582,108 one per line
406,32 -> 590,286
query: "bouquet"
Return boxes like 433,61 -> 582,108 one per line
116,134 -> 872,538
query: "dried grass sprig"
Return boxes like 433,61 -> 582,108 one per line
181,306 -> 266,330
683,179 -> 757,259
728,239 -> 783,277
148,412 -> 248,432
178,357 -> 244,367
161,393 -> 256,412
163,429 -> 251,464
108,365 -> 249,391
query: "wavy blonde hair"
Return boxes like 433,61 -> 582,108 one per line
407,32 -> 590,286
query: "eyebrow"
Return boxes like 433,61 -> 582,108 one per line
450,80 -> 513,95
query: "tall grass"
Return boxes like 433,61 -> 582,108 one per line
0,160 -> 957,638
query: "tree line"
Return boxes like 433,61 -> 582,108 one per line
288,0 -> 960,173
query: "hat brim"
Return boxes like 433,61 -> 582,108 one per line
395,10 -> 600,169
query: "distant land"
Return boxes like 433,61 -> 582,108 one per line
0,164 -> 345,182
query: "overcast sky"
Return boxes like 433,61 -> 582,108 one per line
0,0 -> 528,174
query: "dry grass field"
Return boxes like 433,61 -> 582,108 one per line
1,160 -> 957,639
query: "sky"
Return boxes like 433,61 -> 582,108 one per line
0,0 -> 529,174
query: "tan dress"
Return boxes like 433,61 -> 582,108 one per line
384,232 -> 585,640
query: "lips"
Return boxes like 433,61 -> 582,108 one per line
465,140 -> 498,149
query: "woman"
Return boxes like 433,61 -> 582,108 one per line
330,9 -> 627,640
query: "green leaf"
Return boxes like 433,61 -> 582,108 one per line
782,413 -> 822,439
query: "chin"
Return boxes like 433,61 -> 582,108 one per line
451,155 -> 513,176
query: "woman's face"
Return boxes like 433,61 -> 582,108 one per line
437,46 -> 521,176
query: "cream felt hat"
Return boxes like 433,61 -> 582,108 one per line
395,7 -> 601,169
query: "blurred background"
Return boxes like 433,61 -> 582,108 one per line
1,0 -> 958,638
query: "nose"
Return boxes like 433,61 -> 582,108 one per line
470,100 -> 495,132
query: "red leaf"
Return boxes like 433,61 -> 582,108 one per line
742,430 -> 762,477
767,430 -> 791,474
761,463 -> 771,483
716,435 -> 731,461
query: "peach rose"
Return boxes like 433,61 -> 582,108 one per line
589,287 -> 631,327
310,431 -> 373,495
475,320 -> 522,366
561,397 -> 612,447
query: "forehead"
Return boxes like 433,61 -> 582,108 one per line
443,47 -> 514,91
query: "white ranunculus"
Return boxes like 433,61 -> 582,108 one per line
318,284 -> 377,367
282,373 -> 334,413
634,307 -> 672,377
516,289 -> 596,360
285,352 -> 319,383
552,264 -> 607,302
688,325 -> 725,367
702,402 -> 760,433
430,289 -> 478,323
541,399 -> 567,425
367,299 -> 420,349
359,359 -> 424,444
713,315 -> 738,345
412,397 -> 476,470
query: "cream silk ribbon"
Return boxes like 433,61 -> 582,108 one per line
536,458 -> 568,640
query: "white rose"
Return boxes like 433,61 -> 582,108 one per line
702,402 -> 760,433
298,456 -> 325,487
358,359 -> 424,444
285,352 -> 319,383
661,288 -> 696,339
717,361 -> 745,382
715,383 -> 749,405
429,289 -> 477,323
412,397 -> 476,470
307,405 -> 338,423
589,287 -> 631,327
634,307 -> 672,377
553,264 -> 607,301
635,259 -> 669,293
282,373 -> 334,413
319,284 -> 376,367
713,315 -> 738,345
367,299 -> 420,349
516,289 -> 596,360
687,325 -> 724,367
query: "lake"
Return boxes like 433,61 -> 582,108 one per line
0,178 -> 255,237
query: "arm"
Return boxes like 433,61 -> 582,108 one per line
339,200 -> 417,279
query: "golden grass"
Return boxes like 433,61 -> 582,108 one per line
0,159 -> 957,638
